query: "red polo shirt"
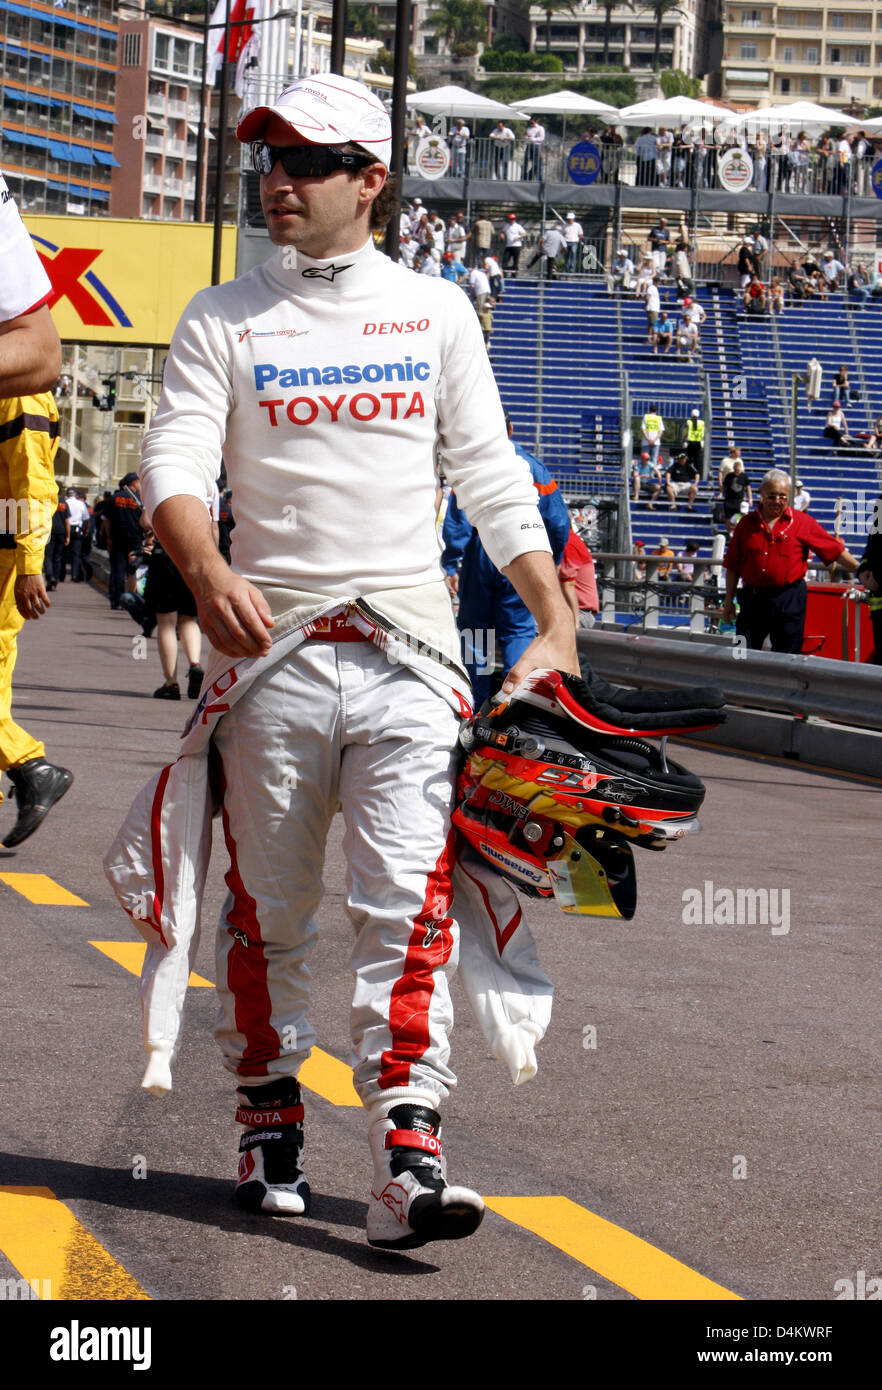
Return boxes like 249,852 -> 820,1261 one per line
559,531 -> 599,611
724,506 -> 844,587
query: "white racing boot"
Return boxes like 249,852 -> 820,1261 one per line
367,1101 -> 484,1250
233,1078 -> 310,1215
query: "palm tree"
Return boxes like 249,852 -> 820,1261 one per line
427,0 -> 486,52
600,1 -> 634,67
642,0 -> 684,72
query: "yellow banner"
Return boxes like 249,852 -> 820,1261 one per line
22,216 -> 238,346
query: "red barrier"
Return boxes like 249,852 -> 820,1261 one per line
802,584 -> 875,662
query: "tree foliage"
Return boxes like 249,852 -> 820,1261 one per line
480,48 -> 563,72
427,0 -> 486,53
660,69 -> 701,99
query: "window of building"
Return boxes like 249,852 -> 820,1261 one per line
172,39 -> 190,76
830,46 -> 841,63
740,8 -> 761,23
780,76 -> 791,92
853,47 -> 868,64
740,43 -> 758,58
805,46 -> 818,62
829,12 -> 845,28
800,77 -> 811,92
154,33 -> 170,70
782,46 -> 793,62
828,77 -> 842,94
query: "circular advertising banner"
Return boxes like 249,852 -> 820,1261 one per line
567,141 -> 601,186
414,138 -> 450,180
717,147 -> 754,192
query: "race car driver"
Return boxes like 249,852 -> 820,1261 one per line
0,170 -> 73,848
137,75 -> 577,1252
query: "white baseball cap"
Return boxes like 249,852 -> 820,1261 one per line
566,211 -> 575,219
237,74 -> 392,166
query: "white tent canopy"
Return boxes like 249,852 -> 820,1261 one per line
734,101 -> 853,132
405,85 -> 526,121
618,96 -> 732,127
513,89 -> 620,121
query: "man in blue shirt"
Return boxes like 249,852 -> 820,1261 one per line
440,250 -> 467,283
442,416 -> 571,704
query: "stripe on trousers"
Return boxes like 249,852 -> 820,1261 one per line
379,828 -> 456,1090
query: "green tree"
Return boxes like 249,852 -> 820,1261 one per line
641,1 -> 684,71
427,0 -> 486,53
346,5 -> 381,41
660,68 -> 701,99
599,1 -> 634,67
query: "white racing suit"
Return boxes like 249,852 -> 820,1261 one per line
107,236 -> 555,1108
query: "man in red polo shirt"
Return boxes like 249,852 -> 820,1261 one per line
559,527 -> 599,628
723,468 -> 860,652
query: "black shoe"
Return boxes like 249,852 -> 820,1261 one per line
186,664 -> 204,700
142,617 -> 156,639
233,1079 -> 310,1215
3,759 -> 73,849
153,681 -> 180,700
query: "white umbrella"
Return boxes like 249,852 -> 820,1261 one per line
618,96 -> 732,128
735,101 -> 853,133
405,85 -> 526,121
850,116 -> 882,132
514,90 -> 620,121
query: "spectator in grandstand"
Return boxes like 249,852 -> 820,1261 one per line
600,125 -> 623,184
823,402 -> 856,448
523,116 -> 545,181
652,537 -> 675,581
769,276 -> 786,314
635,127 -> 657,186
563,212 -> 584,274
441,251 -> 467,284
664,453 -> 700,511
847,262 -> 872,307
722,456 -> 752,518
482,252 -> 503,299
632,539 -> 647,580
428,211 -> 446,253
671,539 -> 701,595
787,261 -> 809,300
502,213 -> 526,277
866,413 -> 882,452
833,134 -> 852,196
489,120 -> 516,180
750,225 -> 770,267
649,218 -> 670,275
643,276 -> 661,346
685,408 -> 706,473
631,450 -> 663,505
852,131 -> 870,196
611,248 -> 635,292
559,528 -> 599,629
737,239 -> 759,288
743,274 -> 767,315
815,132 -> 835,195
717,444 -> 744,491
655,127 -> 673,187
672,127 -> 690,189
470,212 -> 495,268
478,297 -> 495,352
723,468 -> 860,652
821,249 -> 845,291
641,405 -> 664,467
468,261 -> 490,311
634,256 -> 655,298
447,211 -> 469,262
676,317 -> 699,362
751,131 -> 769,192
673,236 -> 694,297
831,365 -> 855,406
802,256 -> 828,299
413,211 -> 432,249
398,230 -> 417,269
653,310 -> 675,355
682,297 -> 706,333
415,247 -> 441,278
856,501 -> 882,664
791,479 -> 811,512
529,224 -> 566,280
450,118 -> 470,178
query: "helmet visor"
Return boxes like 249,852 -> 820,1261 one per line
546,830 -> 636,920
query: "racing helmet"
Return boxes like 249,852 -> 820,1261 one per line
453,669 -> 714,920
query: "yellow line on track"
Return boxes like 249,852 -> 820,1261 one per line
90,941 -> 361,1105
0,873 -> 87,906
0,1187 -> 149,1301
484,1195 -> 742,1301
89,939 -> 212,988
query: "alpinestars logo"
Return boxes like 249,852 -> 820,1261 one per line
302,262 -> 353,281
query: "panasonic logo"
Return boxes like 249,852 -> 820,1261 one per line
254,359 -> 431,390
480,842 -> 546,885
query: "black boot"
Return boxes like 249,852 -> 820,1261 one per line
3,759 -> 73,849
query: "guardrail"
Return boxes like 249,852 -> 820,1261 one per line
578,626 -> 882,732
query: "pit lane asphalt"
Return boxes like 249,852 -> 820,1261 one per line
0,578 -> 878,1305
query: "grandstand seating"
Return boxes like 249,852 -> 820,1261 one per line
489,279 -> 881,559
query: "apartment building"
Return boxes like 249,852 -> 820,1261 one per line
525,1 -> 715,76
110,14 -> 210,222
712,3 -> 882,106
0,0 -> 119,215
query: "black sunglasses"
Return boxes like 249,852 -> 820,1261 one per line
251,143 -> 374,178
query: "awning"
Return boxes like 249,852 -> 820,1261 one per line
93,150 -> 119,168
49,139 -> 74,159
2,129 -> 51,151
66,144 -> 96,165
148,115 -> 167,131
187,122 -> 214,139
